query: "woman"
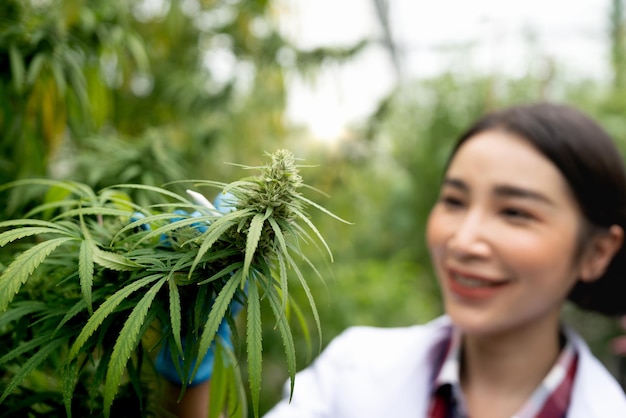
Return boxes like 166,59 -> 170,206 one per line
168,103 -> 626,417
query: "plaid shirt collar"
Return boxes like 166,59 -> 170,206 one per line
428,326 -> 579,418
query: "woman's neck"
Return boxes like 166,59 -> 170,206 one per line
460,313 -> 562,417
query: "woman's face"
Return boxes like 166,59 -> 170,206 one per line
427,130 -> 587,337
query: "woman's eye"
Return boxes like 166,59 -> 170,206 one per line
501,207 -> 533,220
440,195 -> 464,208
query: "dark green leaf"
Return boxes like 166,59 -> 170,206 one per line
92,247 -> 141,271
193,272 -> 243,382
0,227 -> 68,247
286,251 -> 322,351
290,206 -> 333,261
0,333 -> 55,366
103,276 -> 167,416
68,274 -> 164,359
246,279 -> 263,418
0,338 -> 65,403
168,274 -> 183,355
62,361 -> 78,418
266,285 -> 297,399
196,262 -> 243,285
79,241 -> 95,314
0,237 -> 75,312
208,344 -> 228,418
243,212 -> 267,282
0,301 -> 47,329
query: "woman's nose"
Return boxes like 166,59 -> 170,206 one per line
447,211 -> 491,259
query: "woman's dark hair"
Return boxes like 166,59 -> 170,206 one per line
448,102 -> 626,316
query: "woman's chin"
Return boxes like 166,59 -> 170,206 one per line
444,304 -> 507,337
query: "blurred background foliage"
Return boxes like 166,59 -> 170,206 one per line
2,0 -> 626,415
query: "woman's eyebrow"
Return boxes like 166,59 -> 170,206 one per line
443,178 -> 554,206
442,177 -> 468,191
493,184 -> 554,205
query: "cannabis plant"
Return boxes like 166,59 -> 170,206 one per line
0,149 -> 346,417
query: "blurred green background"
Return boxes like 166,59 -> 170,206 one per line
1,0 -> 626,415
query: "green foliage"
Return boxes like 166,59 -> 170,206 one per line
0,150 -> 345,417
0,0 -> 365,220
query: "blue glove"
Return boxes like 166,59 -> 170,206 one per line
155,316 -> 232,386
155,285 -> 245,386
146,190 -> 241,386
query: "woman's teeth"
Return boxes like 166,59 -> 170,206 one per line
453,274 -> 498,288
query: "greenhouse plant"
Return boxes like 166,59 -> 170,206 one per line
0,149 -> 347,417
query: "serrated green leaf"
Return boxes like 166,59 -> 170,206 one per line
68,274 -> 163,359
295,194 -> 352,224
285,251 -> 322,352
0,338 -> 65,403
242,212 -> 266,282
224,343 -> 247,418
266,285 -> 297,399
0,218 -> 74,231
62,361 -> 78,418
166,179 -> 227,190
246,279 -> 262,418
0,332 -> 54,366
24,201 -> 77,219
267,217 -> 289,256
131,213 -> 208,246
92,247 -> 141,271
0,179 -> 93,198
0,237 -> 75,313
0,301 -> 47,329
276,254 -> 289,314
113,212 -> 180,244
54,207 -> 133,221
101,190 -> 135,212
287,223 -> 314,255
188,210 -> 248,276
222,180 -> 258,195
268,215 -> 291,310
53,297 -> 88,336
104,184 -> 190,204
288,244 -> 326,288
290,206 -> 333,262
0,226 -> 67,247
288,293 -> 313,363
192,272 -> 243,382
196,262 -> 243,285
168,275 -> 183,356
103,276 -> 167,417
79,241 -> 95,314
208,343 -> 228,418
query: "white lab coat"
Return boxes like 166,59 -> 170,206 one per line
265,316 -> 626,417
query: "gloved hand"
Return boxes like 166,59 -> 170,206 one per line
136,190 -> 241,386
155,301 -> 242,386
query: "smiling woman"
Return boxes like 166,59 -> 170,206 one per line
171,103 -> 626,417
427,130 -> 616,338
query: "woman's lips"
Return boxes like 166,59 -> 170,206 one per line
446,268 -> 509,300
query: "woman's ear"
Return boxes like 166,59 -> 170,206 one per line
579,225 -> 624,282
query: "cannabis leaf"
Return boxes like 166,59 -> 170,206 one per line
0,150 -> 349,417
